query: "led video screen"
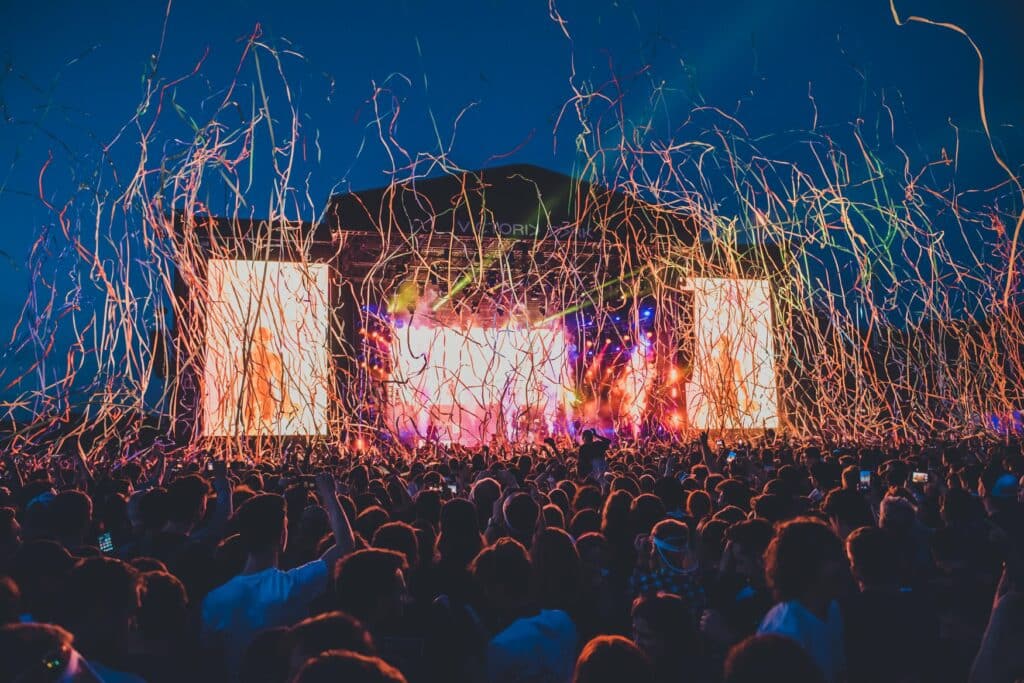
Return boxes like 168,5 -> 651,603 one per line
685,277 -> 779,430
203,259 -> 331,437
387,322 -> 574,445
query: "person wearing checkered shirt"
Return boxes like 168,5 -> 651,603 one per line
629,519 -> 707,622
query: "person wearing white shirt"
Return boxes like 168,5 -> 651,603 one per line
758,517 -> 848,683
201,472 -> 354,680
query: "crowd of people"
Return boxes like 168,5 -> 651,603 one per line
0,428 -> 1022,682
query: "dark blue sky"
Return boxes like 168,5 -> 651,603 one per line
1,0 -> 1022,398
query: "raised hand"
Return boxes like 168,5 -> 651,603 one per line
315,471 -> 337,501
212,459 -> 229,484
315,470 -> 355,563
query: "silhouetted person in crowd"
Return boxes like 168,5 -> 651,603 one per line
333,548 -> 421,679
0,622 -> 110,682
55,556 -> 144,682
126,570 -> 193,683
573,634 -> 655,683
632,592 -> 702,683
577,430 -> 610,481
286,611 -> 377,680
474,537 -> 578,683
843,525 -> 939,683
702,518 -> 775,650
759,517 -> 848,683
723,633 -> 825,683
291,649 -> 408,683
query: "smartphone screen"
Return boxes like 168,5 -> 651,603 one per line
727,452 -> 737,462
98,532 -> 114,554
447,483 -> 457,494
912,471 -> 929,485
859,470 -> 871,489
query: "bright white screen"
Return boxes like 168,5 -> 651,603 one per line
685,278 -> 779,430
203,259 -> 331,437
388,322 -> 574,445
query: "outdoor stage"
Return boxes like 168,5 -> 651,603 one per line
174,165 -> 783,448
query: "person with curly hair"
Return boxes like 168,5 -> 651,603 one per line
758,517 -> 847,683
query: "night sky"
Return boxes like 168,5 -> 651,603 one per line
0,0 -> 1022,404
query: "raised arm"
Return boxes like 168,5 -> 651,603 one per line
698,431 -> 720,473
662,453 -> 677,478
315,471 -> 356,566
140,442 -> 168,490
2,453 -> 24,492
74,445 -> 95,490
152,445 -> 168,488
209,461 -> 234,529
190,460 -> 234,544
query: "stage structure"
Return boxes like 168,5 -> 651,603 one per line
172,165 -> 784,447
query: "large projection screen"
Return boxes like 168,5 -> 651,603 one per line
685,277 -> 779,430
387,322 -> 574,446
203,259 -> 331,437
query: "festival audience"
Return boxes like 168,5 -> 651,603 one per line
0,430 -> 1021,683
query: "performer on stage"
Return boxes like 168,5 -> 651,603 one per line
710,333 -> 756,428
244,326 -> 294,431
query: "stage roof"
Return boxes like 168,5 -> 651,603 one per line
320,163 -> 699,244
173,164 -> 783,279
